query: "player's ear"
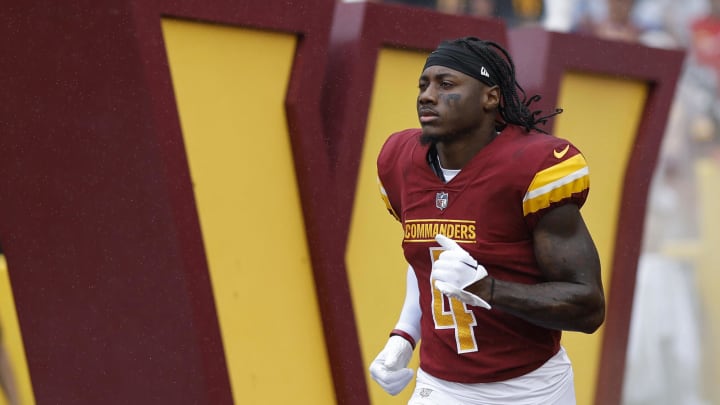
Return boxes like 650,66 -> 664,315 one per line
482,85 -> 500,111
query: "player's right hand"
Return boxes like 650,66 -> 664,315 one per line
369,335 -> 415,395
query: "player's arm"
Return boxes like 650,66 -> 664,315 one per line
369,265 -> 421,395
467,203 -> 605,333
392,265 -> 422,345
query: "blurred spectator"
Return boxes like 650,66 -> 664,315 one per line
591,0 -> 640,42
378,0 -> 544,25
542,0 -> 709,47
543,0 -> 606,32
679,0 -> 720,158
496,0 -> 544,26
622,254 -> 704,405
632,0 -> 708,48
471,0 -> 496,17
383,0 -> 438,9
545,0 -> 640,42
435,0 -> 494,17
692,0 -> 720,84
542,0 -> 577,31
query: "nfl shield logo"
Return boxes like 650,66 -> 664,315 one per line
435,192 -> 448,210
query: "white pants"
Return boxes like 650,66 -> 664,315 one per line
408,347 -> 576,405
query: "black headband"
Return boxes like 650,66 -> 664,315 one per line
422,41 -> 496,87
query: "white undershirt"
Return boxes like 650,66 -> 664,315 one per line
438,157 -> 461,182
437,132 -> 500,182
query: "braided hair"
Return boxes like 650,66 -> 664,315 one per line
449,37 -> 562,133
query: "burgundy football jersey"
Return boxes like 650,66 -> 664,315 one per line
377,125 -> 589,383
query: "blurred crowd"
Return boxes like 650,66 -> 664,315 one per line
373,0 -> 720,151
350,0 -> 720,404
377,0 -> 719,49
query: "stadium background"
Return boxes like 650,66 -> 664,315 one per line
0,0 -> 716,404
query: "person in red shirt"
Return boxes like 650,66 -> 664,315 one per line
369,37 -> 605,404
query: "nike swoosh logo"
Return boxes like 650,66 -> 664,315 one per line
553,144 -> 570,159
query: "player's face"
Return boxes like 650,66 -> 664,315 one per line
417,66 -> 487,144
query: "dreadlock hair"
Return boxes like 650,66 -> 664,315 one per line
447,37 -> 562,133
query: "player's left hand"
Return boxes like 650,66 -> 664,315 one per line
432,234 -> 491,309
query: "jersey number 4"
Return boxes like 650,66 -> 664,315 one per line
430,247 -> 479,354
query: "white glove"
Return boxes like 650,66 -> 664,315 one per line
369,335 -> 414,395
432,234 -> 491,309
